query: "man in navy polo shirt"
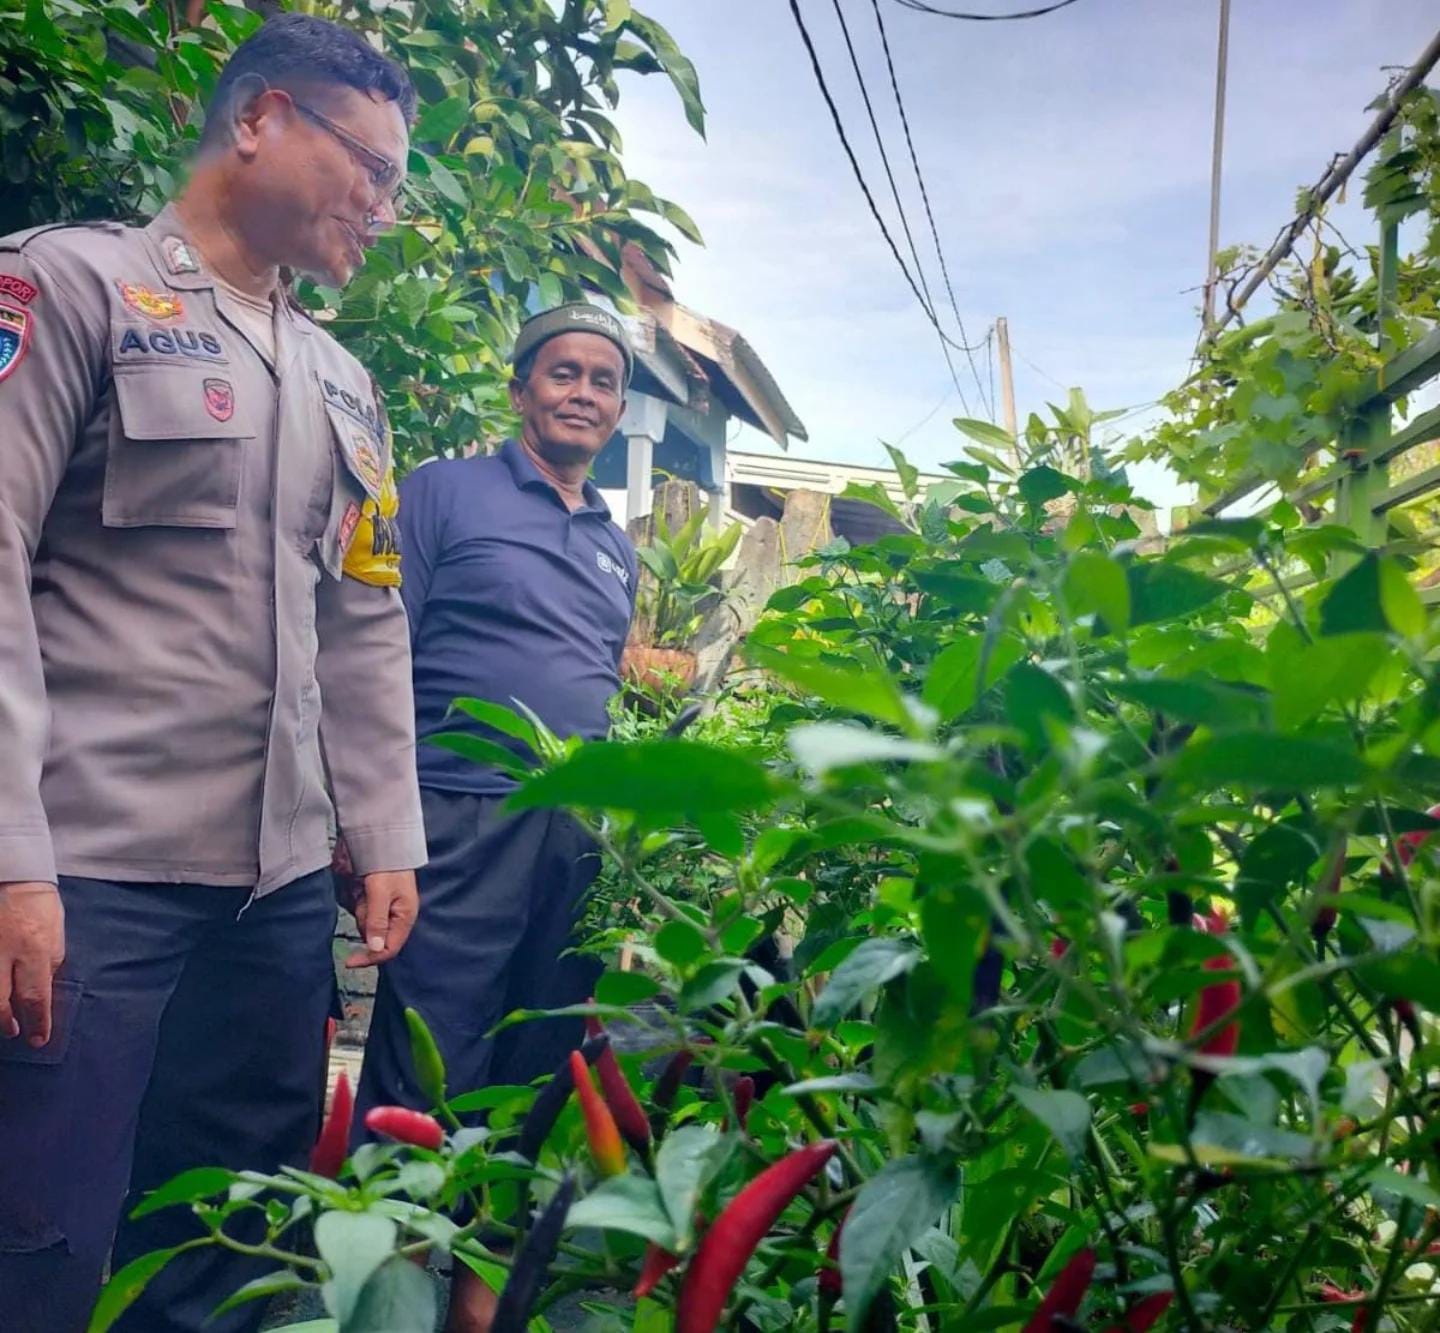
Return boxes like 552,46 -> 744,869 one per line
353,301 -> 636,1330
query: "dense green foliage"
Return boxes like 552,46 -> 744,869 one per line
99,447 -> 1440,1332
0,0 -> 703,466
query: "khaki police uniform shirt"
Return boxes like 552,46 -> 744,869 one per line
0,205 -> 426,895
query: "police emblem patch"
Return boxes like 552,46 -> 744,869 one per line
338,500 -> 362,553
203,377 -> 234,422
347,428 -> 384,495
0,303 -> 32,384
117,281 -> 185,323
0,274 -> 38,305
162,236 -> 200,276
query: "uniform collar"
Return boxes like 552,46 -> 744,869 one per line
500,438 -> 611,518
142,203 -> 313,338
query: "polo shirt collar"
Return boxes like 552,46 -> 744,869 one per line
500,438 -> 611,518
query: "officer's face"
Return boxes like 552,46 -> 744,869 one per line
510,333 -> 628,464
241,86 -> 410,287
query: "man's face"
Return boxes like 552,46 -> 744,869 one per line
510,332 -> 628,465
237,86 -> 409,287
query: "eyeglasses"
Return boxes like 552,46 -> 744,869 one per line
292,99 -> 405,205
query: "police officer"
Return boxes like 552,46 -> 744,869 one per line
0,14 -> 426,1332
354,303 -> 638,1332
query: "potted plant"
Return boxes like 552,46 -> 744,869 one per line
623,509 -> 741,693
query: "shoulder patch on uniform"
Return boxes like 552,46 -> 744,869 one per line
116,280 -> 184,323
0,274 -> 38,304
162,235 -> 200,276
0,303 -> 33,383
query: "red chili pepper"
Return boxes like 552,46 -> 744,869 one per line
633,1243 -> 681,1299
818,1209 -> 846,1299
1049,936 -> 1069,960
1312,842 -> 1345,944
570,1049 -> 626,1177
732,1076 -> 755,1134
675,1140 -> 838,1333
1100,1291 -> 1174,1332
653,1047 -> 696,1111
1191,913 -> 1240,1059
309,1069 -> 353,1179
585,1007 -> 651,1152
364,1104 -> 444,1151
1021,1247 -> 1096,1333
1127,1101 -> 1150,1119
1391,997 -> 1423,1046
1318,1282 -> 1368,1333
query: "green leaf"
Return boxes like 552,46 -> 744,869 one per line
911,564 -> 999,614
678,959 -> 747,1012
1319,552 -> 1401,636
509,741 -> 774,814
1017,466 -> 1071,508
1127,562 -> 1229,627
316,1211 -> 398,1325
206,1272 -> 311,1322
447,698 -> 541,752
839,480 -> 907,525
1150,1112 -> 1315,1166
923,634 -> 1025,722
1064,550 -> 1130,633
87,1245 -> 187,1333
414,95 -> 470,146
694,810 -> 745,857
1004,662 -> 1074,750
919,885 -> 989,1010
654,919 -> 709,968
595,971 -> 662,1006
813,937 -> 921,1027
347,1255 -> 437,1333
129,1166 -> 236,1220
1010,1087 -> 1092,1162
840,1156 -> 961,1332
1269,632 -> 1388,729
748,645 -> 912,731
788,723 -> 941,775
1107,676 -> 1263,730
566,1174 -> 679,1249
952,417 -> 1016,451
1379,558 -> 1425,638
884,442 -> 920,500
1357,950 -> 1440,1010
654,1126 -> 733,1250
426,732 -> 533,780
1236,822 -> 1319,929
1168,733 -> 1367,791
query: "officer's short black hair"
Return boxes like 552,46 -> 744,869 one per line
512,348 -> 539,387
201,13 -> 416,148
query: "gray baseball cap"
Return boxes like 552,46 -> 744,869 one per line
511,302 -> 634,384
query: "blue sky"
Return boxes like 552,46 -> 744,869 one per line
611,0 -> 1439,514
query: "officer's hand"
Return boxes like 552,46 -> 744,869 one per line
330,837 -> 362,915
345,870 -> 418,969
0,882 -> 65,1047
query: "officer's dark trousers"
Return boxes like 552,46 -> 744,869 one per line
0,871 -> 335,1333
356,789 -> 602,1128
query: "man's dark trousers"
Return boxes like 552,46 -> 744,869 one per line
0,871 -> 336,1333
356,788 -> 602,1125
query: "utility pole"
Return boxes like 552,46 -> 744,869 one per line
1201,0 -> 1232,332
996,316 -> 1019,465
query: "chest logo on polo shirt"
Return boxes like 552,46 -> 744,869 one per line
116,281 -> 185,323
596,550 -> 630,587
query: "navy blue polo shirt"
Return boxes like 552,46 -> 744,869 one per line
398,439 -> 638,794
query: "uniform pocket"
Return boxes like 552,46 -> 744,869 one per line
312,405 -> 379,579
103,368 -> 254,529
0,979 -> 82,1068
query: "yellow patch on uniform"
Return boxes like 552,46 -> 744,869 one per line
342,467 -> 402,587
116,280 -> 185,322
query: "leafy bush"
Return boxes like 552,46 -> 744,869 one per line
102,446 -> 1440,1332
0,0 -> 703,467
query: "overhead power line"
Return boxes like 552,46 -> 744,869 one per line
868,0 -> 992,413
824,0 -> 976,414
787,0 -> 994,422
892,0 -> 1083,19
